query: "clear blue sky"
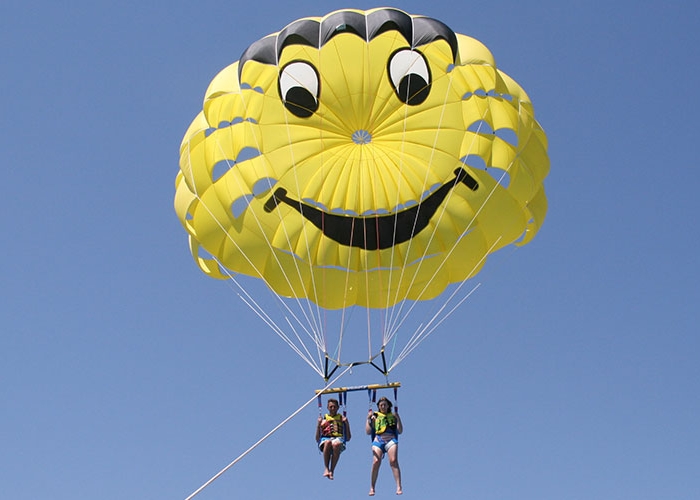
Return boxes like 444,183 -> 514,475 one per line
2,1 -> 698,499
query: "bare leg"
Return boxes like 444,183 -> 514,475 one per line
329,441 -> 343,479
321,442 -> 332,478
369,447 -> 383,496
387,445 -> 402,495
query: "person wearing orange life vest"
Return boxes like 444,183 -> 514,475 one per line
365,397 -> 403,496
316,398 -> 351,480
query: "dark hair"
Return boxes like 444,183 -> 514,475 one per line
327,398 -> 339,407
377,396 -> 393,412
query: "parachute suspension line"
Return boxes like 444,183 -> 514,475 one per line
241,87 -> 332,363
334,216 -> 358,371
383,112 -> 491,345
208,113 -> 326,360
200,119 -> 326,355
231,86 -> 327,355
214,257 -> 324,377
383,92 -> 520,370
385,325 -> 401,369
383,81 -> 415,348
379,45 -> 418,350
388,143 -> 514,368
180,143 -> 326,373
295,19 -> 348,351
364,224 -> 373,362
360,88 -> 391,368
382,148 -> 512,350
351,144 -> 375,363
383,82 -> 527,370
258,115 -> 326,350
281,316 -> 325,375
388,89 -> 531,370
391,93 -> 536,368
184,365 -> 353,500
390,281 -> 482,372
358,56 -> 392,372
390,69 -> 456,317
383,67 -> 460,352
384,94 -> 500,345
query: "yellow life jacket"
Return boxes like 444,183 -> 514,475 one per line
321,413 -> 344,437
374,411 -> 397,435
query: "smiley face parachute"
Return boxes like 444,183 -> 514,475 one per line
175,8 -> 549,379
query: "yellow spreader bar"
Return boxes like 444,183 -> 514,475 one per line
315,382 -> 401,395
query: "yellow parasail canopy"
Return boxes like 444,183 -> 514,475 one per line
175,7 -> 549,310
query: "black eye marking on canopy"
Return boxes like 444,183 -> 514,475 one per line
388,48 -> 431,105
278,60 -> 320,118
263,168 -> 479,250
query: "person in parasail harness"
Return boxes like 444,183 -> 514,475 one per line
366,396 -> 403,495
315,398 -> 351,480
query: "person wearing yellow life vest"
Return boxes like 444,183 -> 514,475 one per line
365,396 -> 403,496
316,398 -> 351,480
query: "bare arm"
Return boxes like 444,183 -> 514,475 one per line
365,410 -> 375,435
395,411 -> 403,435
315,417 -> 322,442
344,415 -> 351,441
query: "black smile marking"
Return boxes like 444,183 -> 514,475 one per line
264,168 -> 479,250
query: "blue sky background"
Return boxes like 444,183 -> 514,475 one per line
2,1 -> 699,499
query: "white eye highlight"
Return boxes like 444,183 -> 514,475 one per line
279,61 -> 320,117
388,49 -> 431,105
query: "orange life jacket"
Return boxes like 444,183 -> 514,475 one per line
321,413 -> 344,437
